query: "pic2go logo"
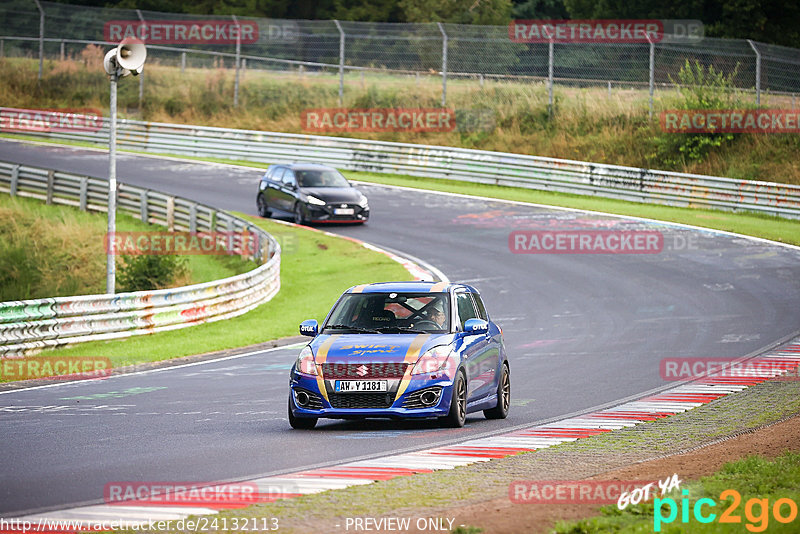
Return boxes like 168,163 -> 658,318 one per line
654,489 -> 799,532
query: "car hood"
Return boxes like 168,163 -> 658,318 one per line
310,333 -> 453,364
301,187 -> 362,204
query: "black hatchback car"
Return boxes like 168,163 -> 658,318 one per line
256,163 -> 369,224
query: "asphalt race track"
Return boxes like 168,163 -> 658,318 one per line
1,139 -> 799,516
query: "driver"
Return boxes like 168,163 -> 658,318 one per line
428,305 -> 447,329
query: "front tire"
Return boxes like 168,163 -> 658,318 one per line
440,370 -> 467,428
484,363 -> 510,420
288,397 -> 317,429
256,195 -> 271,218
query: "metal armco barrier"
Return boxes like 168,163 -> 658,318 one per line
2,107 -> 799,219
0,160 -> 281,356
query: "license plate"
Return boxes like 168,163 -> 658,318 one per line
334,208 -> 355,215
334,380 -> 388,393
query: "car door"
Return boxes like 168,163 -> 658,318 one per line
279,169 -> 299,212
266,167 -> 286,211
455,291 -> 495,402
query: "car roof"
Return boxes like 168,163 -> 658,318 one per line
345,281 -> 478,294
270,162 -> 339,172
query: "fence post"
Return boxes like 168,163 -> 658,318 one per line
747,40 -> 761,107
136,10 -> 146,108
437,22 -> 448,107
166,197 -> 175,232
139,190 -> 148,222
79,177 -> 88,211
648,37 -> 655,119
189,204 -> 197,233
547,38 -> 554,119
33,0 -> 44,80
46,170 -> 54,204
60,40 -> 64,61
334,20 -> 345,106
1,39 -> 4,58
10,165 -> 19,196
233,15 -> 241,108
180,51 -> 186,73
608,80 -> 611,98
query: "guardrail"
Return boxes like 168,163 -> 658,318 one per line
2,107 -> 799,219
0,159 -> 281,357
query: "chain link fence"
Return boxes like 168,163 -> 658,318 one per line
1,0 -> 799,112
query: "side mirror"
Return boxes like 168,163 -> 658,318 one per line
464,318 -> 489,335
299,319 -> 318,337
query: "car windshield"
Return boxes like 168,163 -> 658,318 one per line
295,170 -> 350,188
324,292 -> 451,334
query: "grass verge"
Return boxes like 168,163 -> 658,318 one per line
554,453 -> 800,533
0,194 -> 250,301
43,215 -> 412,370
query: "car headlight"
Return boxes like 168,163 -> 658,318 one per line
295,346 -> 319,376
411,345 -> 455,377
306,195 -> 326,206
358,195 -> 369,208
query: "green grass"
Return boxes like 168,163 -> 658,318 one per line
0,194 -> 250,301
44,215 -> 412,369
554,452 -> 800,533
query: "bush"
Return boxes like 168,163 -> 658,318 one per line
650,60 -> 742,167
117,255 -> 188,292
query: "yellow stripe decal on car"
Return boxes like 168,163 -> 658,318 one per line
430,282 -> 447,292
315,334 -> 340,402
350,284 -> 368,293
394,334 -> 431,401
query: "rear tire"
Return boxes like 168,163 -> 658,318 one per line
288,397 -> 317,429
484,363 -> 510,420
440,370 -> 467,428
293,203 -> 307,225
257,195 -> 271,218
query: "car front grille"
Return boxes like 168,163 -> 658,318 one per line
328,392 -> 395,409
402,386 -> 443,409
320,362 -> 408,379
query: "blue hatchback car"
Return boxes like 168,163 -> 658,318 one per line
288,281 -> 510,429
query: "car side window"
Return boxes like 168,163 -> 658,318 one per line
283,170 -> 297,188
271,167 -> 286,183
472,293 -> 488,321
456,292 -> 478,330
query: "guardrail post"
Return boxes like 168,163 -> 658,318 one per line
334,20 -> 345,107
210,211 -> 218,232
189,204 -> 197,233
139,190 -> 148,222
233,15 -> 241,108
181,52 -> 186,73
33,0 -> 44,80
166,196 -> 175,232
79,177 -> 88,211
46,170 -> 54,204
748,40 -> 761,107
10,165 -> 19,196
437,22 -> 448,107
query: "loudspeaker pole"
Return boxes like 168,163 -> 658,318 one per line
107,71 -> 118,294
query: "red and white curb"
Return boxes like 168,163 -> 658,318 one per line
11,339 -> 800,529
